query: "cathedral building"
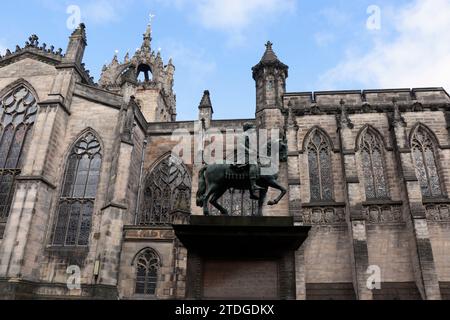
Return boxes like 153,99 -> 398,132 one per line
0,22 -> 449,300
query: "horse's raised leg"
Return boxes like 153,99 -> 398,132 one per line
210,187 -> 229,216
257,188 -> 268,217
265,178 -> 287,206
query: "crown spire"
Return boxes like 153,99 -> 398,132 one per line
142,13 -> 155,51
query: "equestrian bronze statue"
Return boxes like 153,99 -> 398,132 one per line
196,125 -> 288,216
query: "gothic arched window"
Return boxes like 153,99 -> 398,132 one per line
0,85 -> 37,226
411,125 -> 443,198
359,127 -> 389,200
140,156 -> 191,225
307,129 -> 334,202
135,249 -> 160,295
51,132 -> 102,246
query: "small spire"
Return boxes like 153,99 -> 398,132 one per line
261,41 -> 279,63
199,90 -> 213,109
110,50 -> 119,66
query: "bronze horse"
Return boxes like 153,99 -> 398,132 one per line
196,140 -> 288,216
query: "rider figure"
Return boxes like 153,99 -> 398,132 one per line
237,123 -> 263,200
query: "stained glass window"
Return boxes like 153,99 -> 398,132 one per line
139,156 -> 191,225
411,125 -> 443,198
135,249 -> 159,295
209,189 -> 258,216
307,129 -> 334,201
0,85 -> 37,226
359,128 -> 389,200
51,132 -> 102,246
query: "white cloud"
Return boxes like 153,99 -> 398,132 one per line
320,0 -> 450,92
319,7 -> 351,27
37,0 -> 129,25
82,0 -> 131,25
160,0 -> 296,45
161,39 -> 216,86
314,32 -> 335,47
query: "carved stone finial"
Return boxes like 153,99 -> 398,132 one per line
337,99 -> 354,129
392,98 -> 406,127
288,106 -> 298,130
28,34 -> 39,47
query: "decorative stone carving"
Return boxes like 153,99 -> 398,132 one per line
425,204 -> 450,222
301,207 -> 346,225
336,99 -> 354,129
362,205 -> 403,224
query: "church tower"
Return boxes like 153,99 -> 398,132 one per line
98,20 -> 176,123
252,41 -> 289,129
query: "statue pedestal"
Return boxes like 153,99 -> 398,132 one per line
173,216 -> 311,300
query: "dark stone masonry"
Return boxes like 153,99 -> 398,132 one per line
0,22 -> 449,300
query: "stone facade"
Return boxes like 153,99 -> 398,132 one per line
0,23 -> 449,300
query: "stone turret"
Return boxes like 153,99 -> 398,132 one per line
253,42 -> 289,130
198,90 -> 214,128
253,41 -> 289,115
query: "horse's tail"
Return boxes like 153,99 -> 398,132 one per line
196,166 -> 208,207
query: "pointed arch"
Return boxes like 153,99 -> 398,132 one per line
139,153 -> 192,225
410,123 -> 444,198
357,125 -> 390,200
302,126 -> 334,152
0,78 -> 40,102
355,125 -> 389,152
0,83 -> 38,224
304,127 -> 335,202
131,247 -> 163,266
62,127 -> 105,162
51,131 -> 103,246
133,248 -> 160,296
409,123 -> 441,148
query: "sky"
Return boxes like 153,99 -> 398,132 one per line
1,0 -> 450,120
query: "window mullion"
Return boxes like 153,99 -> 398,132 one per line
4,126 -> 18,169
368,149 -> 377,199
81,156 -> 93,199
11,126 -> 28,169
316,148 -> 323,200
422,148 -> 433,197
70,157 -> 81,198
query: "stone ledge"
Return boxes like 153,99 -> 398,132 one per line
174,216 -> 311,256
16,175 -> 56,189
0,279 -> 118,300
